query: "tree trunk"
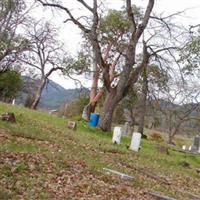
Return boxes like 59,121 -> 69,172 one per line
82,43 -> 101,120
31,78 -> 46,109
137,66 -> 148,135
168,132 -> 173,144
82,102 -> 96,121
167,113 -> 174,144
99,88 -> 122,131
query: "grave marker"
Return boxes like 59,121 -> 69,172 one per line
123,122 -> 129,135
67,121 -> 76,130
191,135 -> 200,152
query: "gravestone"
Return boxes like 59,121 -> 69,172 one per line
191,135 -> 200,152
112,127 -> 122,144
0,112 -> 16,122
67,121 -> 76,130
123,122 -> 129,135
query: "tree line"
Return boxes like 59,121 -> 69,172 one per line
1,0 -> 200,144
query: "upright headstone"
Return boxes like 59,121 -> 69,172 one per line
130,132 -> 141,152
112,127 -> 122,144
191,135 -> 200,152
123,122 -> 129,135
12,98 -> 15,105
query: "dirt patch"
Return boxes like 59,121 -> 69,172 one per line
0,129 -> 11,142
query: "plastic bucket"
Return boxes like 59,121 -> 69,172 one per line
130,132 -> 141,152
112,127 -> 122,144
89,113 -> 100,127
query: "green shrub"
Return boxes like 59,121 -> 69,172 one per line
0,70 -> 22,102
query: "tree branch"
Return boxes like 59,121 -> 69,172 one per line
76,0 -> 93,13
135,0 -> 154,42
37,0 -> 90,34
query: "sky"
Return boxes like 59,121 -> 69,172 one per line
27,0 -> 200,89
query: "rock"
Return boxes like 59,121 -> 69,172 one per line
0,112 -> 16,122
179,160 -> 190,168
196,168 -> 200,174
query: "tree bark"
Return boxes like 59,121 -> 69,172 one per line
99,43 -> 150,131
99,89 -> 119,131
31,78 -> 46,109
82,103 -> 96,121
138,65 -> 148,135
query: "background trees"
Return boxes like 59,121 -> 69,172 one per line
0,0 -> 199,142
19,20 -> 72,109
37,0 -> 155,131
0,69 -> 22,102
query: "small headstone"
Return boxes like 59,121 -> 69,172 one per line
130,132 -> 141,152
103,168 -> 135,181
196,168 -> 200,174
182,145 -> 186,150
156,144 -> 169,155
67,121 -> 76,130
191,135 -> 200,152
112,127 -> 122,144
123,122 -> 129,135
179,160 -> 190,168
12,99 -> 15,105
0,112 -> 16,122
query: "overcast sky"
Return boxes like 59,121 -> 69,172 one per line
28,0 -> 200,89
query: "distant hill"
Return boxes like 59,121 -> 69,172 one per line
16,77 -> 89,109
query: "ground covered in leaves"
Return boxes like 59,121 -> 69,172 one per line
0,102 -> 199,199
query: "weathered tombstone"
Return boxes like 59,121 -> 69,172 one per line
156,144 -> 169,155
191,135 -> 200,152
0,112 -> 16,122
112,127 -> 122,144
123,122 -> 129,135
67,121 -> 76,130
130,132 -> 141,152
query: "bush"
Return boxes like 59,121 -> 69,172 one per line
58,95 -> 89,117
0,70 -> 22,102
149,132 -> 163,142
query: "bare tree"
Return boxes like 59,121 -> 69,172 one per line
19,20 -> 72,109
150,80 -> 200,144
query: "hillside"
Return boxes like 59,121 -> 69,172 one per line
0,102 -> 200,199
17,77 -> 89,109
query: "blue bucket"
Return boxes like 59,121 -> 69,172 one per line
89,113 -> 100,127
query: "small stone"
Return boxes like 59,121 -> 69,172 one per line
196,168 -> 200,174
156,144 -> 169,155
0,112 -> 16,122
67,121 -> 76,130
179,160 -> 190,168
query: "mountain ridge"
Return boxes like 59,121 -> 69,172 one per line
16,76 -> 89,109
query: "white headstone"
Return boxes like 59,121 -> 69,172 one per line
112,127 -> 122,144
182,145 -> 186,150
130,132 -> 141,152
12,99 -> 15,105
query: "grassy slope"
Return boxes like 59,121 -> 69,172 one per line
0,102 -> 199,200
